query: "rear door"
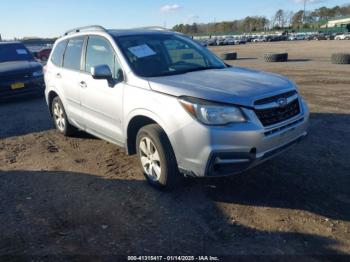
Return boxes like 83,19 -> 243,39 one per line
45,40 -> 67,104
79,35 -> 124,144
60,36 -> 85,127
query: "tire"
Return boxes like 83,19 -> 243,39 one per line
220,52 -> 237,60
51,97 -> 77,136
136,124 -> 182,190
331,53 -> 350,64
264,53 -> 288,62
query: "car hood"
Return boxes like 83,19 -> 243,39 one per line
148,67 -> 296,107
0,61 -> 42,76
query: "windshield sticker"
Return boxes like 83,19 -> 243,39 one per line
16,49 -> 28,55
128,44 -> 156,58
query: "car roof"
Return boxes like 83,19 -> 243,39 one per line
0,41 -> 23,45
107,29 -> 176,38
60,26 -> 181,42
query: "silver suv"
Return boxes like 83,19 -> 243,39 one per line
44,26 -> 309,189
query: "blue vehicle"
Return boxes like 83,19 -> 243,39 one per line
0,42 -> 44,98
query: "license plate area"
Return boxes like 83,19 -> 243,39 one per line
11,83 -> 25,90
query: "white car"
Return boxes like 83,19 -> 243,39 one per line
335,33 -> 350,40
289,34 -> 305,41
252,36 -> 266,43
44,25 -> 309,189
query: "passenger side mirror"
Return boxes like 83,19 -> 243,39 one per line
91,65 -> 113,80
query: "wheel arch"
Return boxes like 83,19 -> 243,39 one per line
125,110 -> 171,156
48,90 -> 59,116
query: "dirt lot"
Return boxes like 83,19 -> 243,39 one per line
0,41 -> 349,259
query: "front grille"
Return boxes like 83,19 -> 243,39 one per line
255,99 -> 301,126
254,91 -> 297,105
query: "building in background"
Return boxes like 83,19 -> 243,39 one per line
321,17 -> 350,31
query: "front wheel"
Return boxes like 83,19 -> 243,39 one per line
136,124 -> 182,190
51,97 -> 77,136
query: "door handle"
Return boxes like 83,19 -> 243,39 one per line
79,81 -> 87,88
56,73 -> 62,78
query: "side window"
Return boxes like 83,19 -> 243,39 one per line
85,36 -> 117,78
63,37 -> 84,71
164,39 -> 206,67
51,40 -> 67,66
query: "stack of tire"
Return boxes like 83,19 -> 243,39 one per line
264,53 -> 288,62
220,52 -> 237,60
331,53 -> 350,65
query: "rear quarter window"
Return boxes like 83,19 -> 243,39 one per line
62,37 -> 84,71
51,40 -> 67,66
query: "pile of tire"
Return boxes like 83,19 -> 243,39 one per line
331,53 -> 350,64
220,52 -> 237,60
264,53 -> 288,62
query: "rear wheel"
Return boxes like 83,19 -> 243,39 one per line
52,97 -> 77,136
136,124 -> 182,190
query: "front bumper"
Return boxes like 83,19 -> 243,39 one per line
204,132 -> 307,177
174,99 -> 309,177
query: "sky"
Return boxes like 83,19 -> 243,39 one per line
1,0 -> 349,39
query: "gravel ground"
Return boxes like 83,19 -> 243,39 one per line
0,40 -> 349,259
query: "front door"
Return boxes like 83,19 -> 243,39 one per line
80,36 -> 124,144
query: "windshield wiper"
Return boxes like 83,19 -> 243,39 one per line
148,66 -> 225,77
182,66 -> 224,73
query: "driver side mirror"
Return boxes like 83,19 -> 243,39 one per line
91,65 -> 113,80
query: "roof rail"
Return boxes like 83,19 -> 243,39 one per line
133,26 -> 171,31
64,25 -> 107,36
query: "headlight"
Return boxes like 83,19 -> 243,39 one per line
179,97 -> 246,125
33,70 -> 43,77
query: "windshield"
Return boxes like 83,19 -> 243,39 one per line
0,43 -> 34,63
115,34 -> 226,77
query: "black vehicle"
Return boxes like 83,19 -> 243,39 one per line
0,42 -> 44,98
266,35 -> 288,42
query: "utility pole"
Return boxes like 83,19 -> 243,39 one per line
303,0 -> 307,23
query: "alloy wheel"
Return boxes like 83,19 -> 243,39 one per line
53,101 -> 66,132
139,137 -> 162,181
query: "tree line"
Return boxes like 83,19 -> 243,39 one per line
172,5 -> 350,34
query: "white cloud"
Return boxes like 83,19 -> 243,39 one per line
293,0 -> 326,4
160,4 -> 182,13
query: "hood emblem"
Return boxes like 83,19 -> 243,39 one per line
277,97 -> 288,108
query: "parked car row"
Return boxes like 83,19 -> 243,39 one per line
196,32 -> 350,46
203,37 -> 248,46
